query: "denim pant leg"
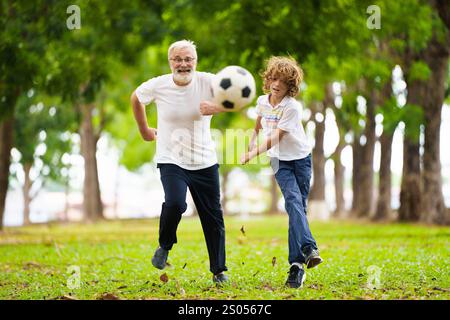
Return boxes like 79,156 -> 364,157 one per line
275,161 -> 317,264
158,164 -> 188,250
293,155 -> 318,254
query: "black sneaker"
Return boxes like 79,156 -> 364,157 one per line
213,272 -> 229,284
305,249 -> 323,269
151,247 -> 169,270
285,264 -> 306,288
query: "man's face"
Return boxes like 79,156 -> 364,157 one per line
169,47 -> 197,85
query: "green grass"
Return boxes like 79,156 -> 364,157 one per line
0,215 -> 449,300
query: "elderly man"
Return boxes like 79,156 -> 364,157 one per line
130,40 -> 228,283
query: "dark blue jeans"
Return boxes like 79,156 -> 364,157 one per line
271,154 -> 318,264
157,163 -> 227,275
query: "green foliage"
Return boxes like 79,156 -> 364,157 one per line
379,95 -> 402,135
0,216 -> 448,299
0,1 -> 67,119
408,61 -> 432,82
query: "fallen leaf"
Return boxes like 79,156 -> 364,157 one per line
262,283 -> 275,291
160,273 -> 169,283
100,293 -> 120,300
23,262 -> 42,270
432,287 -> 449,292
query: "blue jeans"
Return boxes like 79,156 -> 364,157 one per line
271,154 -> 318,264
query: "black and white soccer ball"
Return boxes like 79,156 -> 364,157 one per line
212,66 -> 256,111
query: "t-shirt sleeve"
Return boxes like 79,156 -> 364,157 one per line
204,72 -> 216,84
135,78 -> 157,105
255,104 -> 263,117
255,96 -> 264,116
277,106 -> 299,133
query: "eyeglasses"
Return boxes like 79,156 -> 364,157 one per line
170,57 -> 196,64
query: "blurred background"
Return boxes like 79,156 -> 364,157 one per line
1,0 -> 449,228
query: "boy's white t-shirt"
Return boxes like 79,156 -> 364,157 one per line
135,72 -> 218,170
256,94 -> 312,160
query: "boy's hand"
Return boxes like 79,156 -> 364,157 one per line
200,101 -> 222,115
240,150 -> 256,165
248,141 -> 256,152
140,127 -> 157,141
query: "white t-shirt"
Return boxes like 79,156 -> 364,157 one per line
135,72 -> 218,170
256,94 -> 312,160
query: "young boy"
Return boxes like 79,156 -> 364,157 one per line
240,56 -> 322,288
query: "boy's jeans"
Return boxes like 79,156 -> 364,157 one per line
271,154 -> 318,264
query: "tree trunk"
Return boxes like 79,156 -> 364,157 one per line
269,174 -> 280,214
420,22 -> 449,225
0,116 -> 14,231
332,137 -> 346,217
356,89 -> 377,218
398,136 -> 422,221
351,136 -> 363,213
373,131 -> 394,221
80,104 -> 104,222
112,167 -> 120,219
63,178 -> 69,222
309,102 -> 326,201
398,78 -> 422,221
22,163 -> 32,225
398,68 -> 425,222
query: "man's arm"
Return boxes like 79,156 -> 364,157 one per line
240,128 -> 286,164
199,100 -> 223,115
131,91 -> 157,141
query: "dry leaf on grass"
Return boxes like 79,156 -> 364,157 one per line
160,273 -> 169,283
99,293 -> 120,300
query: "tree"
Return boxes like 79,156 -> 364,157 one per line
43,0 -> 165,222
0,1 -> 68,230
420,0 -> 449,224
12,92 -> 75,224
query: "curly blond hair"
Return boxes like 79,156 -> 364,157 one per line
261,56 -> 303,97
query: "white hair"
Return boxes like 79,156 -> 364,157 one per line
168,39 -> 197,60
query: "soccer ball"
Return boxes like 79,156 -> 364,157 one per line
212,65 -> 256,111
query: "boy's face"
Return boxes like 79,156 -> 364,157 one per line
269,74 -> 289,100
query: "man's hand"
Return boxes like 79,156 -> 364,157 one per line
140,127 -> 157,141
200,101 -> 222,115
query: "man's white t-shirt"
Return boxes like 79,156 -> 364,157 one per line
256,94 -> 312,160
135,72 -> 218,170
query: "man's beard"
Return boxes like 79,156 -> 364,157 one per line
172,68 -> 194,85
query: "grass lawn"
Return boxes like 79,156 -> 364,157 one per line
0,215 -> 449,300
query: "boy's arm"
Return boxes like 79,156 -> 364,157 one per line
248,116 -> 262,151
131,91 -> 157,141
241,128 -> 286,164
